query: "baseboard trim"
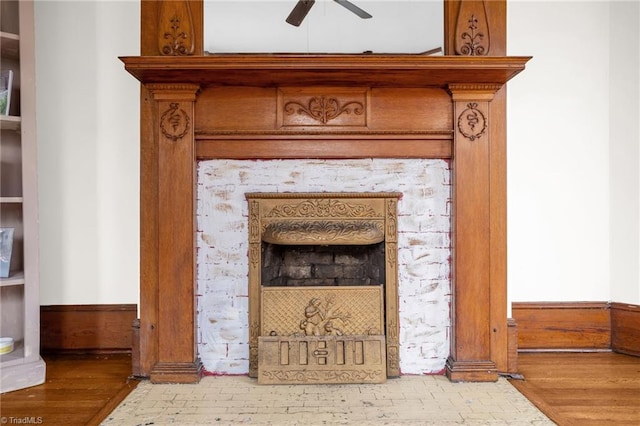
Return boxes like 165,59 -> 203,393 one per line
41,304 -> 137,354
611,302 -> 640,356
512,301 -> 640,356
517,348 -> 612,353
512,302 -> 611,351
40,301 -> 636,360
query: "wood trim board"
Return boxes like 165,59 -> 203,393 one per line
40,304 -> 137,353
512,302 -> 611,351
611,302 -> 640,356
38,300 -> 639,363
512,301 -> 640,355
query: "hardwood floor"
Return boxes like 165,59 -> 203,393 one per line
510,352 -> 640,426
0,353 -> 138,426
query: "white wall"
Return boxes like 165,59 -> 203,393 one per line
32,1 -> 640,306
507,0 -> 640,304
609,0 -> 640,303
34,1 -> 140,305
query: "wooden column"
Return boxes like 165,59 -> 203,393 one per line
137,0 -> 203,379
446,84 -> 501,382
446,0 -> 510,377
146,83 -> 202,383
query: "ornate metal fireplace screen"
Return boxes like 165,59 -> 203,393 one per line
246,192 -> 401,384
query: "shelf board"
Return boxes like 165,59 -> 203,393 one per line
0,340 -> 24,366
0,271 -> 25,287
0,31 -> 20,59
0,197 -> 23,203
121,55 -> 531,88
0,115 -> 21,131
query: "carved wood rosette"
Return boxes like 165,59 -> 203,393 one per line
146,83 -> 202,383
457,102 -> 487,141
159,102 -> 190,141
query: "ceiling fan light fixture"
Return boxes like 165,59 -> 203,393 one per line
333,0 -> 373,19
286,0 -> 372,27
286,0 -> 316,27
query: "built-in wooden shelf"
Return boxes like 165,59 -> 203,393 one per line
0,197 -> 23,203
0,1 -> 45,393
0,271 -> 25,287
0,31 -> 19,59
0,115 -> 21,131
0,341 -> 24,366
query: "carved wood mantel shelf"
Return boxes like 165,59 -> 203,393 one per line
122,52 -> 530,384
121,55 -> 529,87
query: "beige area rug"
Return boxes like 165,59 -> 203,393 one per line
102,375 -> 554,425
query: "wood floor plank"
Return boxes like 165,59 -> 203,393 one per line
510,352 -> 640,426
0,353 -> 138,426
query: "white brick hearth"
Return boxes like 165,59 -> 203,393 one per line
196,159 -> 451,375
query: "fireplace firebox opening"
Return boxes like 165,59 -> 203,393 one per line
261,243 -> 386,287
246,192 -> 401,384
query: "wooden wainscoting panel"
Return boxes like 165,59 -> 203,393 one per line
611,302 -> 640,356
512,302 -> 611,351
41,304 -> 137,353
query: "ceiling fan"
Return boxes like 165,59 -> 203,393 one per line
286,0 -> 373,27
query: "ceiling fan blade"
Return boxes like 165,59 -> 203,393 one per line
333,0 -> 372,19
286,0 -> 316,27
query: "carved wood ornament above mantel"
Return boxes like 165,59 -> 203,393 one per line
126,0 -> 531,385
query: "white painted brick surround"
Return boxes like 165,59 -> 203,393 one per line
196,159 -> 451,375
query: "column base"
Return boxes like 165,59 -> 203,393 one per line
445,357 -> 498,382
150,359 -> 203,384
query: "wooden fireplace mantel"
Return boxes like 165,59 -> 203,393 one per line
121,54 -> 529,87
126,0 -> 530,384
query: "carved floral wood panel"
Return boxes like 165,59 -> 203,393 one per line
454,0 -> 490,55
278,88 -> 369,128
158,0 -> 195,55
